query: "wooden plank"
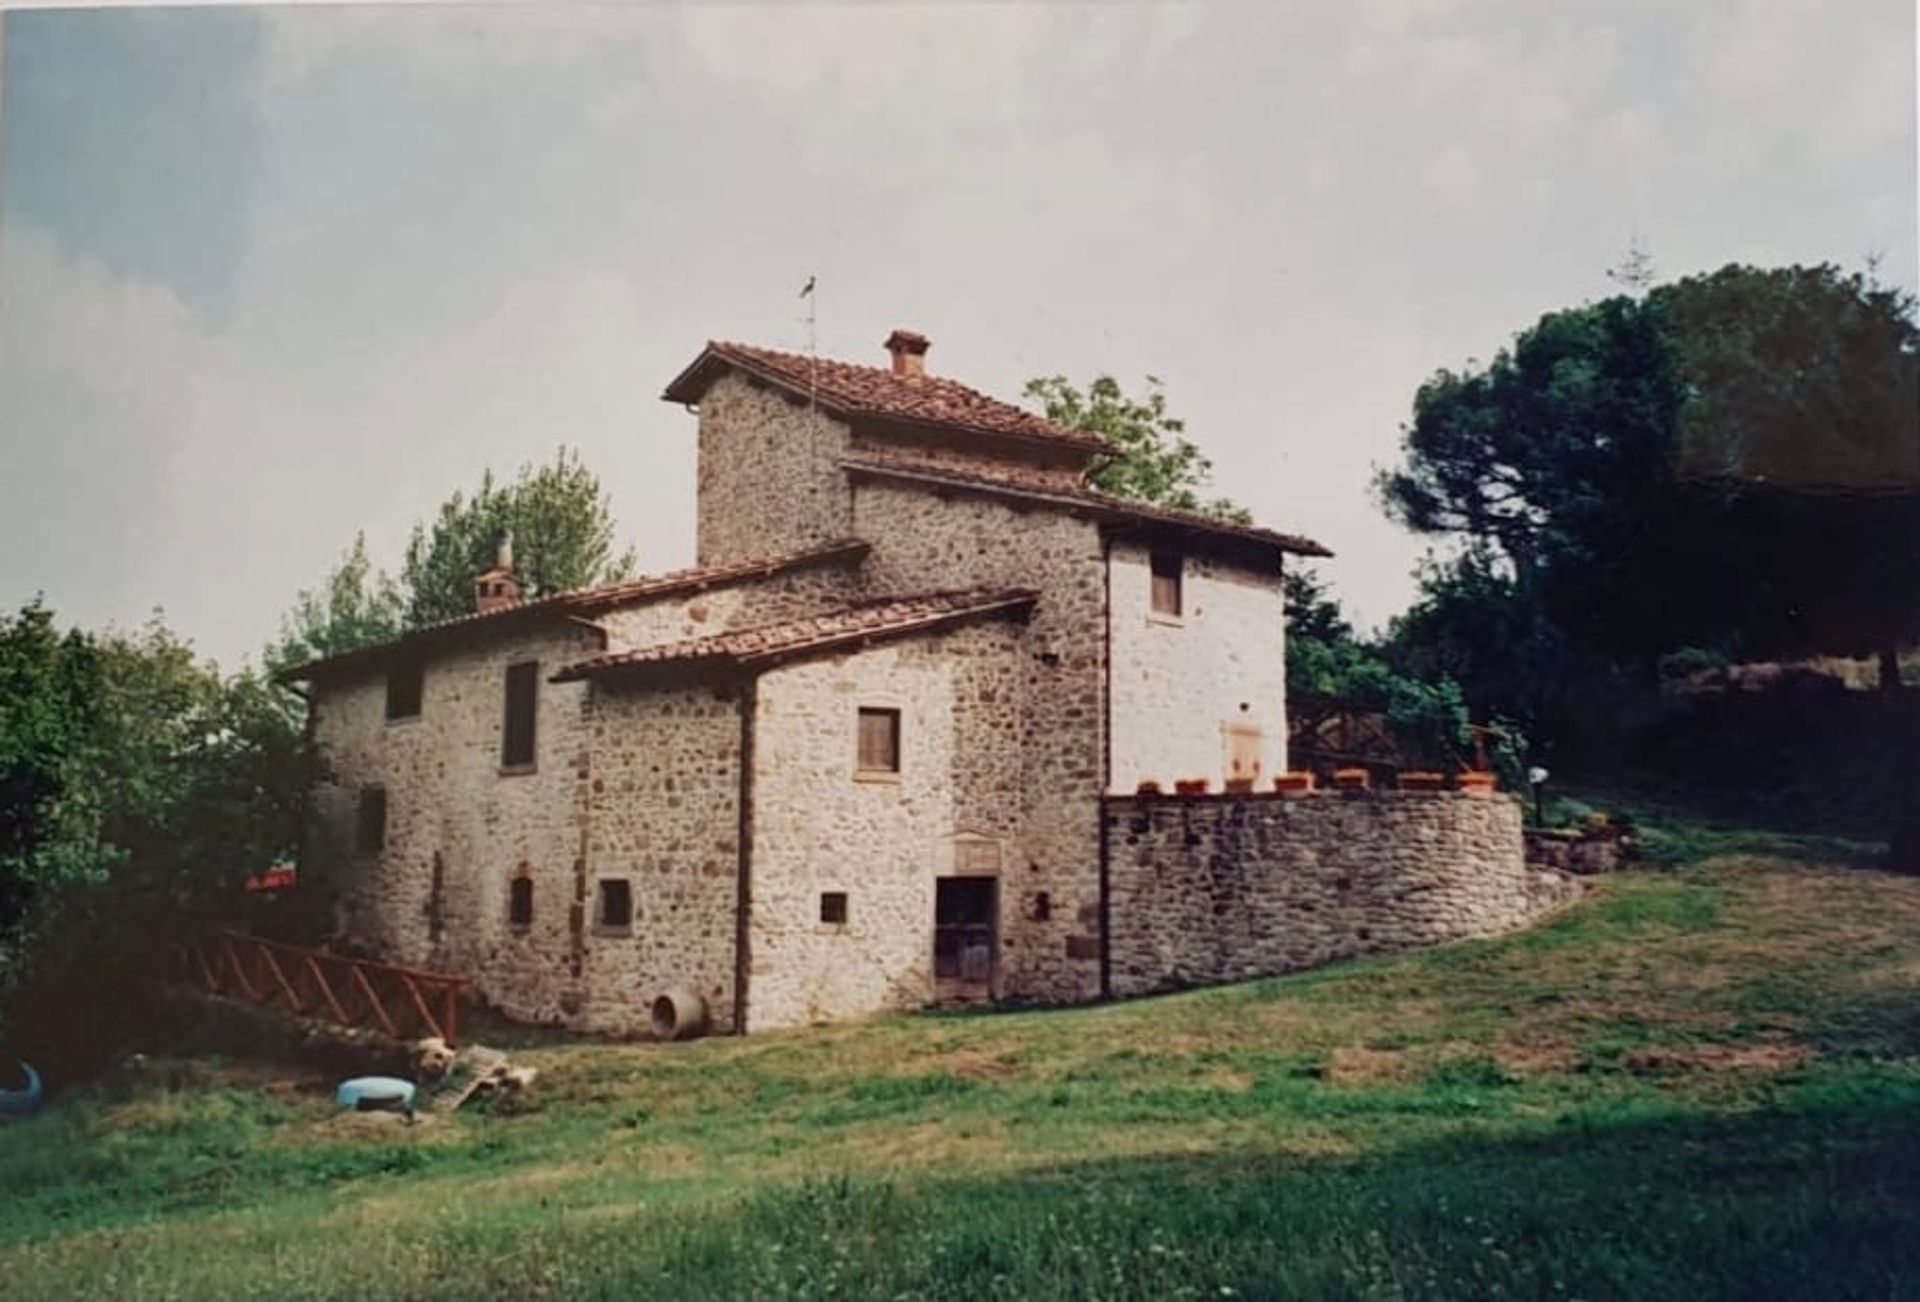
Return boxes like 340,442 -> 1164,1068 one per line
349,964 -> 400,1038
193,942 -> 221,995
222,936 -> 261,1001
307,955 -> 351,1026
398,974 -> 442,1041
256,945 -> 304,1015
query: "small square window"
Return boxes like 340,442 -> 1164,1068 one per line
356,786 -> 387,854
596,879 -> 633,930
819,891 -> 848,926
386,662 -> 424,721
857,708 -> 900,774
1150,551 -> 1183,618
508,876 -> 534,929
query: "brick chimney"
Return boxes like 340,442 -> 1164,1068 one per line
474,533 -> 522,614
884,329 -> 930,379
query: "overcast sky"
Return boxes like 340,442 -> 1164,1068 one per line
2,1 -> 1914,670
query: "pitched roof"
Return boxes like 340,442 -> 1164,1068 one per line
276,539 -> 871,682
551,588 -> 1038,683
662,341 -> 1113,455
838,456 -> 1333,560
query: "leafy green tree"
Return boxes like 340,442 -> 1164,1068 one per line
402,446 -> 637,627
1378,263 -> 1920,689
1,604 -> 317,1073
263,533 -> 405,677
1025,375 -> 1250,521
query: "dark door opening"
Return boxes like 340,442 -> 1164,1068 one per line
934,876 -> 997,1000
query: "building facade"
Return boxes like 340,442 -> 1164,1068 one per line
288,328 -> 1339,1034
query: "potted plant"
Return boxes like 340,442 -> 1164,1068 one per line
1273,771 -> 1316,794
1332,767 -> 1370,791
1173,778 -> 1211,796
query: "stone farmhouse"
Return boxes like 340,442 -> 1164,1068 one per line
285,329 -> 1568,1036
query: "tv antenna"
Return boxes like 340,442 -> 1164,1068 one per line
799,274 -> 818,414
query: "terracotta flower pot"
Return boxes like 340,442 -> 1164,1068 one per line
1136,780 -> 1163,796
1173,778 -> 1212,796
1458,771 -> 1496,795
1273,772 -> 1317,794
1333,768 -> 1371,792
1398,771 -> 1446,792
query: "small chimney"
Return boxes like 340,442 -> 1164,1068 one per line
475,532 -> 522,614
884,328 -> 930,379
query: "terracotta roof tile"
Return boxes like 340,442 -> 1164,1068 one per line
662,341 -> 1113,455
276,539 -> 870,682
552,588 -> 1037,682
839,456 -> 1333,559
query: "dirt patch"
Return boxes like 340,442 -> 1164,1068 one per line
1327,1046 -> 1413,1085
1200,1067 -> 1257,1093
1622,1043 -> 1814,1075
301,1111 -> 457,1143
942,1050 -> 1021,1082
1493,1042 -> 1583,1075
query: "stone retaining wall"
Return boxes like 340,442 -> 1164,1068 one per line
1104,790 -> 1579,997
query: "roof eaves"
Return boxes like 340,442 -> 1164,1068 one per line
552,590 -> 1038,685
839,457 -> 1333,559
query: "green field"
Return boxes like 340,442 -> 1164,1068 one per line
3,810 -> 1917,1300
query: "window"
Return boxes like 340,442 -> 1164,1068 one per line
502,661 -> 539,769
356,786 -> 387,854
856,707 -> 901,774
427,851 -> 446,943
385,662 -> 424,721
508,875 -> 534,929
819,891 -> 848,926
596,879 -> 633,930
1150,551 -> 1183,618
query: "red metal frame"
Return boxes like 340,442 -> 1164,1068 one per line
181,931 -> 467,1046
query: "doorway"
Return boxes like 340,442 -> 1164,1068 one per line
933,875 -> 997,1002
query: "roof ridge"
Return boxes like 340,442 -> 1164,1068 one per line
666,340 -> 1112,454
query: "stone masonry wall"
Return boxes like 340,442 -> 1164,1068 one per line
850,479 -> 1107,1004
848,425 -> 1090,490
576,680 -> 743,1034
696,372 -> 852,566
747,621 -> 1025,1030
312,623 -> 603,1023
1104,791 -> 1579,997
1107,541 -> 1287,794
595,561 -> 867,648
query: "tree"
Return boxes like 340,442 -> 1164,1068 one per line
1378,263 -> 1920,687
1,603 -> 317,1074
1025,374 -> 1250,521
401,446 -> 637,627
263,533 -> 405,677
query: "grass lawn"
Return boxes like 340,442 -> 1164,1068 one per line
2,803 -> 1916,1299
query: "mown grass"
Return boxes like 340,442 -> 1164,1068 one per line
2,804 -> 1917,1299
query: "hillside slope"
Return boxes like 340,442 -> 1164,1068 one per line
3,841 -> 1917,1299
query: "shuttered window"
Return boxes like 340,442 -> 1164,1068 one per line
502,662 -> 538,769
1150,551 -> 1183,618
856,708 -> 901,774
